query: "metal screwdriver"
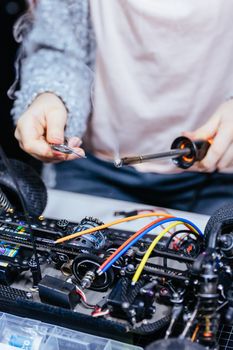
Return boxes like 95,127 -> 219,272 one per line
114,136 -> 212,169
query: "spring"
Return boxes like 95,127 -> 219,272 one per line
0,189 -> 12,211
197,301 -> 219,347
124,248 -> 136,260
197,263 -> 219,348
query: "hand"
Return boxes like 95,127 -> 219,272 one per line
184,99 -> 233,172
15,92 -> 85,162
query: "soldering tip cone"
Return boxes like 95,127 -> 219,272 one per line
114,158 -> 122,168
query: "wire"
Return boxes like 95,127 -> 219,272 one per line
165,230 -> 198,250
98,217 -> 202,275
100,218 -> 201,275
115,208 -> 175,234
76,286 -> 86,301
92,309 -> 109,317
115,208 -> 170,216
76,286 -> 96,309
99,217 -> 169,272
55,212 -> 172,244
132,222 -> 183,284
163,229 -> 198,268
80,299 -> 96,309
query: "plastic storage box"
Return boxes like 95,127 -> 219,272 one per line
0,312 -> 143,350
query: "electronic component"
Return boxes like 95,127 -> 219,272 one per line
71,217 -> 106,250
38,275 -> 80,309
0,242 -> 21,284
7,334 -> 41,350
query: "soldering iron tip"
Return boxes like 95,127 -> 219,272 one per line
114,158 -> 122,168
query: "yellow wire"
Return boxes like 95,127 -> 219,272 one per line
132,221 -> 196,284
55,212 -> 172,244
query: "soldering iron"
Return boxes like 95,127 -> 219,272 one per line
114,136 -> 212,169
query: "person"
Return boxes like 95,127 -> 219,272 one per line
12,0 -> 233,214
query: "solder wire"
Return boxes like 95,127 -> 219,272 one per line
98,218 -> 202,275
55,212 -> 173,244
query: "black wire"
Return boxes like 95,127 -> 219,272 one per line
80,298 -> 96,309
163,229 -> 198,268
0,146 -> 41,280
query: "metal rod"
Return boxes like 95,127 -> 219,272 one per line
114,147 -> 191,167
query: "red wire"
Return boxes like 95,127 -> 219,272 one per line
99,215 -> 174,271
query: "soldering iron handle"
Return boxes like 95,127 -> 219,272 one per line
171,136 -> 211,169
193,139 -> 211,161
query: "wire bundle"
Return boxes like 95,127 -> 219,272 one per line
97,217 -> 202,281
56,211 -> 203,286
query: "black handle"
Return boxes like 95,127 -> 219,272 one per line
171,136 -> 211,169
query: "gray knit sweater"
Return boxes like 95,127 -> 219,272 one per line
12,0 -> 96,138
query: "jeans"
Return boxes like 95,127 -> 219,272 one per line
54,153 -> 233,215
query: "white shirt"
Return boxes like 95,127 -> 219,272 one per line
89,0 -> 233,173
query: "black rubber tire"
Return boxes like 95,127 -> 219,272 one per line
0,159 -> 47,216
204,203 -> 233,248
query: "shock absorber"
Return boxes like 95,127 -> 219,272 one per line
197,262 -> 219,348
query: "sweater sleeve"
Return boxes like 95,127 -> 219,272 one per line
11,0 -> 94,138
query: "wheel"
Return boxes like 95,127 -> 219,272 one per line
0,159 -> 47,216
204,203 -> 233,249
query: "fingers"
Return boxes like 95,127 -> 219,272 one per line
46,107 -> 67,144
217,142 -> 233,170
14,93 -> 86,163
15,93 -> 68,162
183,113 -> 219,141
66,136 -> 85,160
49,136 -> 85,161
199,119 -> 233,171
15,114 -> 55,159
68,136 -> 82,148
184,99 -> 233,172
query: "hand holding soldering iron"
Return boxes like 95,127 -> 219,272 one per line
15,93 -> 233,171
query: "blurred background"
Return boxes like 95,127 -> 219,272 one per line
0,0 -> 40,169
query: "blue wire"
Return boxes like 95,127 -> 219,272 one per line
101,217 -> 203,273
